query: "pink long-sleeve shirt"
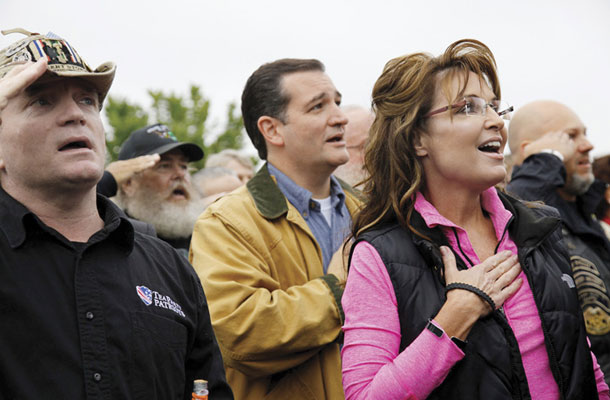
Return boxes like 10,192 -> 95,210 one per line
341,188 -> 609,400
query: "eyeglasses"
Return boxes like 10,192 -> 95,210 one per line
424,96 -> 513,120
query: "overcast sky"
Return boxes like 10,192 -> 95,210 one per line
4,0 -> 610,156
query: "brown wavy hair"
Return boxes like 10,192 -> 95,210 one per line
352,39 -> 501,239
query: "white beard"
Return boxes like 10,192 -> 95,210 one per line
120,186 -> 204,240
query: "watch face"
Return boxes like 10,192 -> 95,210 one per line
425,320 -> 444,338
426,320 -> 468,350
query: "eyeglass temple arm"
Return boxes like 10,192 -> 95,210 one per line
498,105 -> 514,117
424,100 -> 467,118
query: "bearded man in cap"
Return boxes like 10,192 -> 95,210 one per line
0,28 -> 232,399
114,123 -> 204,255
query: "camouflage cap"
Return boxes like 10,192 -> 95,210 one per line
0,28 -> 116,105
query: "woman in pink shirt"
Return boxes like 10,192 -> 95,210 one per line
341,39 -> 609,400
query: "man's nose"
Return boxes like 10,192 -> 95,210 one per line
170,164 -> 187,179
578,136 -> 594,153
331,105 -> 348,127
57,98 -> 86,126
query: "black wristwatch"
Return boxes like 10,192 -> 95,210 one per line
425,320 -> 468,351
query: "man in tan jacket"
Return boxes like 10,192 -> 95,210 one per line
190,59 -> 360,399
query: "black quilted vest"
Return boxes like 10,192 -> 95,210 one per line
351,191 -> 597,399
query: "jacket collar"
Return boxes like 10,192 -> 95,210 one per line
496,190 -> 561,248
246,162 -> 360,219
578,179 -> 606,216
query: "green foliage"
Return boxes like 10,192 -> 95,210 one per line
105,85 -> 247,170
105,96 -> 149,161
206,103 -> 244,155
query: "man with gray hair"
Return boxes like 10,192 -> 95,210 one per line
507,100 -> 610,384
205,149 -> 255,184
333,105 -> 373,187
192,166 -> 242,207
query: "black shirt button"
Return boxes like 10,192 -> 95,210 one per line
85,312 -> 94,320
93,372 -> 102,382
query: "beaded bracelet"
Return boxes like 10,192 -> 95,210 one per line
446,282 -> 496,311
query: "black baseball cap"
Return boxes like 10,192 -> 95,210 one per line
118,124 -> 204,161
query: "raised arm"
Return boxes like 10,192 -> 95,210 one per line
0,58 -> 47,112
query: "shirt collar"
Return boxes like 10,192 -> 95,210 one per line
267,163 -> 346,216
94,196 -> 136,253
414,187 -> 513,238
0,185 -> 134,252
0,185 -> 34,248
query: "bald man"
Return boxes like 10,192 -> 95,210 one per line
507,100 -> 610,385
333,106 -> 374,187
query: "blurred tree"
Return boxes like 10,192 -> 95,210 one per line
105,85 -> 246,170
105,96 -> 149,161
206,103 -> 244,156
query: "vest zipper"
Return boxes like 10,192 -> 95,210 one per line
495,216 -> 512,254
451,227 -> 474,268
495,219 -> 512,316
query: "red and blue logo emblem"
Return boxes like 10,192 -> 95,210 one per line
136,285 -> 153,306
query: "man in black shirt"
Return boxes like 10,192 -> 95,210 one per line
0,29 -> 232,399
113,124 -> 204,256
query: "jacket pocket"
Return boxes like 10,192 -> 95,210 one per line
130,311 -> 187,400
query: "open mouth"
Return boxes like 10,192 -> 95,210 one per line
59,141 -> 89,151
326,132 -> 345,143
478,140 -> 501,153
171,188 -> 188,199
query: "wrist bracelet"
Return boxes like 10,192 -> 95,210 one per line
446,282 -> 496,311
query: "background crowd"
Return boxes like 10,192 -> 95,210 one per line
1,2 -> 610,400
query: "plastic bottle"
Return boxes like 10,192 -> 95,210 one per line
192,379 -> 208,400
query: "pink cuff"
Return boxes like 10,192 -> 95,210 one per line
389,319 -> 464,399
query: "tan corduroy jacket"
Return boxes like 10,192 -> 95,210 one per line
190,164 -> 361,400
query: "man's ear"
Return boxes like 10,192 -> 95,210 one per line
257,116 -> 285,147
518,140 -> 532,162
414,134 -> 428,157
121,177 -> 136,197
519,140 -> 531,154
